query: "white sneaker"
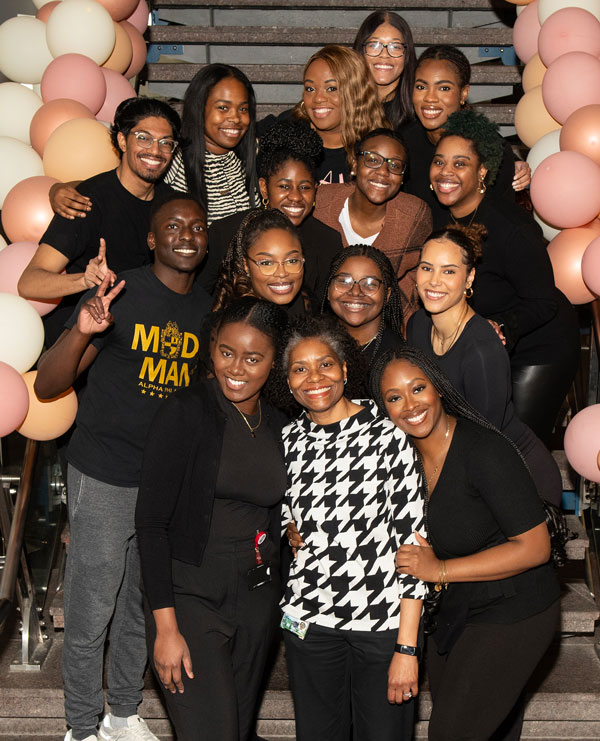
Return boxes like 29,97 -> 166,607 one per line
98,713 -> 159,741
63,731 -> 97,741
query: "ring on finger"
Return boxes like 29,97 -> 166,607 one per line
403,690 -> 412,698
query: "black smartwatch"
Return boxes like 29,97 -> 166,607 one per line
395,643 -> 422,661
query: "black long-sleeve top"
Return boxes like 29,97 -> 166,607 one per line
135,379 -> 287,611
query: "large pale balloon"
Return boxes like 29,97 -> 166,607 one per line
539,0 -> 600,24
538,8 -> 600,67
96,70 -> 136,124
0,16 -> 54,84
560,104 -> 600,167
46,0 -> 116,65
17,371 -> 78,442
124,0 -> 150,33
543,52 -> 600,124
0,241 -> 61,317
0,137 -> 44,209
515,85 -> 560,148
0,294 -> 45,373
30,98 -> 96,155
513,0 -> 541,64
41,54 -> 107,115
526,129 -> 561,175
564,404 -> 600,482
0,362 -> 29,438
2,177 -> 58,245
0,83 -> 43,145
522,54 -> 546,93
547,227 -> 598,304
43,118 -> 120,182
102,21 -> 133,74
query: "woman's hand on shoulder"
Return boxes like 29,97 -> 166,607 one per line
388,653 -> 419,704
396,532 -> 440,583
513,161 -> 531,192
50,182 -> 91,220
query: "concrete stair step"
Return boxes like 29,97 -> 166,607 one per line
560,579 -> 599,634
153,0 -> 511,9
565,514 -> 589,560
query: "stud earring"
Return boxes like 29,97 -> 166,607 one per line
429,183 -> 434,191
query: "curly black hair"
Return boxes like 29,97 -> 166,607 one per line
321,244 -> 404,361
212,208 -> 302,312
440,109 -> 504,185
257,119 -> 323,182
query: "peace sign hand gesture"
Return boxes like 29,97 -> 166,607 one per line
77,273 -> 126,336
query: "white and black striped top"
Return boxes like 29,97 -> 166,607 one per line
281,400 -> 427,632
164,149 -> 257,225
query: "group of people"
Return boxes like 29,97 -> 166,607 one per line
16,10 -> 579,741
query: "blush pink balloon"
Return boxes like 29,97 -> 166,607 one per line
96,68 -> 136,123
530,151 -> 600,228
36,1 -> 60,22
538,8 -> 600,67
564,405 -> 600,482
124,0 -> 149,33
547,227 -> 597,304
542,52 -> 600,124
41,54 -> 107,115
120,21 -> 147,79
582,236 -> 600,294
1,175 -> 58,244
30,98 -> 95,155
95,0 -> 139,22
0,361 -> 29,438
513,0 -> 541,63
0,242 -> 62,316
560,104 -> 600,167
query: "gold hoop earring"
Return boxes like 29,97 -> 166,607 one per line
429,183 -> 434,191
464,286 -> 473,298
300,100 -> 306,113
478,179 -> 487,194
262,197 -> 269,207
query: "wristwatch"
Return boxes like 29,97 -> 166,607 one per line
395,643 -> 422,661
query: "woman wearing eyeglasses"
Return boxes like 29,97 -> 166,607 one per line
313,128 -> 431,325
353,11 -> 417,130
213,208 -> 308,317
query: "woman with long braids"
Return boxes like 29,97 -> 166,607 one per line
322,244 -> 405,368
407,223 -> 563,507
369,345 -> 559,741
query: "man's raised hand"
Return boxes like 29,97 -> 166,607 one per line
77,273 -> 125,336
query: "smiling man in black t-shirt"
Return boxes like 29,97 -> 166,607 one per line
18,97 -> 181,345
35,194 -> 211,741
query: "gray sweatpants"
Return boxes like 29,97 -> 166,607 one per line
63,465 -> 147,739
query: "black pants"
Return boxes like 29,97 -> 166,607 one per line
284,624 -> 415,741
427,599 -> 560,741
145,536 -> 280,741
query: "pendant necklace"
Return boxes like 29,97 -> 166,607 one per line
231,400 -> 262,438
432,301 -> 469,354
426,417 -> 450,488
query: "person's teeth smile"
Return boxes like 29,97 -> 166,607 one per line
368,179 -> 390,190
424,290 -> 446,300
225,376 -> 247,390
282,205 -> 304,216
268,282 -> 294,294
436,181 -> 459,193
341,300 -> 369,311
312,107 -> 333,118
404,410 -> 427,425
421,107 -> 443,119
173,247 -> 197,255
304,385 -> 332,397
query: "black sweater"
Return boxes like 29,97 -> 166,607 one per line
135,379 -> 287,610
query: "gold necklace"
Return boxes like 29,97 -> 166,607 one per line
432,301 -> 469,354
426,417 -> 450,487
231,400 -> 262,438
450,204 -> 479,228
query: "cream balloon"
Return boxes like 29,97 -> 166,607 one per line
46,0 -> 116,65
0,16 -> 54,84
522,54 -> 546,93
0,294 -> 45,374
526,129 -> 561,175
514,85 -> 561,149
0,137 -> 44,208
538,0 -> 600,23
0,235 -> 7,253
0,83 -> 43,145
43,118 -> 120,182
102,21 -> 133,74
17,371 -> 78,442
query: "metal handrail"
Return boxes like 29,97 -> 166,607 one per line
0,438 -> 39,627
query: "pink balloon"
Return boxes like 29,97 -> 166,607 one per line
36,1 -> 60,22
95,0 -> 139,22
41,54 -> 107,115
547,227 -> 597,304
96,68 -> 136,123
0,361 -> 29,438
542,52 -> 600,124
0,242 -> 62,317
538,8 -> 600,67
2,175 -> 58,244
124,0 -> 149,33
530,151 -> 600,228
120,21 -> 147,79
30,98 -> 95,155
582,236 -> 600,294
564,405 -> 600,482
513,0 -> 541,64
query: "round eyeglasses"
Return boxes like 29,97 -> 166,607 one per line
247,257 -> 305,276
363,41 -> 407,58
331,275 -> 383,295
131,131 -> 178,154
357,151 -> 406,176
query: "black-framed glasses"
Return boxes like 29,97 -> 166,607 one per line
358,151 -> 406,176
331,274 -> 383,295
247,256 -> 305,275
363,41 -> 407,58
131,130 -> 178,154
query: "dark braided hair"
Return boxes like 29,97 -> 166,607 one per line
321,245 -> 404,362
370,345 -> 570,568
440,109 -> 504,186
212,208 -> 302,312
426,223 -> 486,272
257,119 -> 322,182
416,45 -> 471,89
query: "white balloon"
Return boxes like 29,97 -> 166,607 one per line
526,129 -> 562,175
534,210 -> 562,241
516,4 -> 527,14
46,0 -> 116,65
0,137 -> 44,208
0,235 -> 7,253
0,83 -> 43,145
539,0 -> 600,23
0,16 -> 54,84
0,294 -> 45,374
